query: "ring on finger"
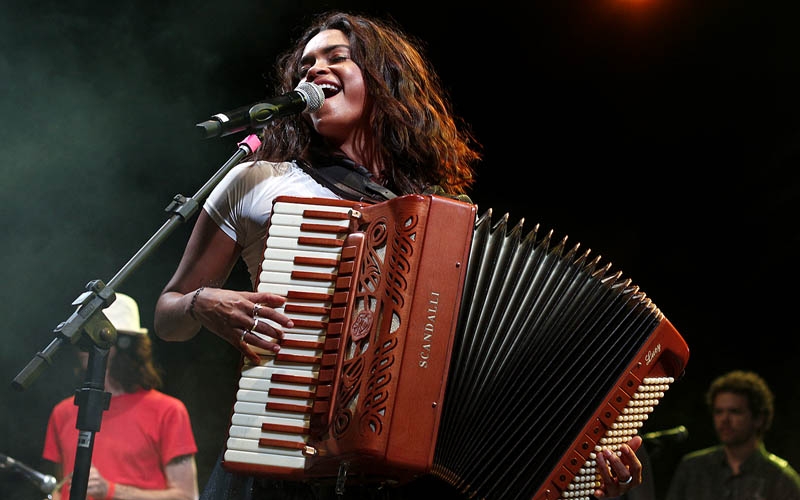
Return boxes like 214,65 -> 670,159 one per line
620,475 -> 633,485
251,317 -> 259,332
253,303 -> 262,317
240,329 -> 249,343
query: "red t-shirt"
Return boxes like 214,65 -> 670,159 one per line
42,388 -> 198,500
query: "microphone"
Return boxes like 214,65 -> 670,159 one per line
196,81 -> 325,139
0,452 -> 58,494
641,425 -> 689,445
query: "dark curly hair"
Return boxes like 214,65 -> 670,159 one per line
253,11 -> 481,197
706,370 -> 774,436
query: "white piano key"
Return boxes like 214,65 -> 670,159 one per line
284,327 -> 328,337
280,297 -> 332,308
257,282 -> 336,296
266,236 -> 344,254
258,303 -> 332,324
260,259 -> 338,274
228,425 -> 310,446
270,212 -> 351,228
225,438 -> 306,459
238,364 -> 316,379
259,271 -> 339,289
269,224 -> 349,239
265,345 -> 324,358
230,412 -> 311,429
241,363 -> 318,379
238,376 -> 316,394
263,247 -> 341,263
272,305 -> 331,317
243,359 -> 322,374
281,332 -> 326,343
234,401 -> 311,418
236,389 -> 314,406
224,449 -> 307,470
283,327 -> 328,337
247,338 -> 323,358
272,304 -> 331,320
253,318 -> 328,338
273,201 -> 354,216
251,330 -> 326,346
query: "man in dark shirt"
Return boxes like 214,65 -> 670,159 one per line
665,370 -> 800,500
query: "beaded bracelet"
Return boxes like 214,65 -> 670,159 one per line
189,286 -> 205,320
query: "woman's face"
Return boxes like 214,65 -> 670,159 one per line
299,29 -> 367,148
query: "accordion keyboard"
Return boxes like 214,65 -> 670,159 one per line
223,198 -> 362,474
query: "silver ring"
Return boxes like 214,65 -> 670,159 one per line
240,329 -> 248,343
251,317 -> 259,331
620,475 -> 633,485
253,303 -> 262,317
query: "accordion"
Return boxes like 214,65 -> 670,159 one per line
222,194 -> 690,500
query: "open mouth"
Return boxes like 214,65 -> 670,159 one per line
318,83 -> 340,98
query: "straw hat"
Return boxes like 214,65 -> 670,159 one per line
103,293 -> 149,335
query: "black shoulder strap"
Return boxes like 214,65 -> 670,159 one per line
295,159 -> 398,204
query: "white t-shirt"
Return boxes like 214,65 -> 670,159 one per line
204,160 -> 337,288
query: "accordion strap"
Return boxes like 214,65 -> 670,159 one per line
295,158 -> 397,204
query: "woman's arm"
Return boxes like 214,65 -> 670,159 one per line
154,209 -> 293,364
154,210 -> 241,342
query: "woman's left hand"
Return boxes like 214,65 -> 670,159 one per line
593,435 -> 643,498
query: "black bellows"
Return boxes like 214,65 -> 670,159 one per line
432,209 -> 664,500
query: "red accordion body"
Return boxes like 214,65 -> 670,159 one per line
221,194 -> 689,500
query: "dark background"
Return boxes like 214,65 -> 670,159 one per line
1,1 -> 798,499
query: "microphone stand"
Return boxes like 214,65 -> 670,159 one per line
10,133 -> 263,500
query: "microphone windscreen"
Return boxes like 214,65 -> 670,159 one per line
296,81 -> 325,112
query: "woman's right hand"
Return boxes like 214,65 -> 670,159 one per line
189,287 -> 294,364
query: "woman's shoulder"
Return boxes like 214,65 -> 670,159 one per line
213,159 -> 336,203
229,160 -> 297,178
212,160 -> 300,196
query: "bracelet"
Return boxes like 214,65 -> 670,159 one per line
189,286 -> 205,320
104,481 -> 116,500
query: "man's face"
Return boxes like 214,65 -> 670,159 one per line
712,391 -> 761,446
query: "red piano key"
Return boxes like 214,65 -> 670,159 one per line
290,318 -> 327,329
291,270 -> 337,282
276,353 -> 321,364
281,338 -> 325,350
299,222 -> 350,234
284,304 -> 330,315
270,373 -> 318,385
261,422 -> 310,435
258,438 -> 308,450
287,290 -> 333,302
301,209 -> 351,220
297,236 -> 344,248
269,387 -> 315,399
294,256 -> 340,267
266,402 -> 312,414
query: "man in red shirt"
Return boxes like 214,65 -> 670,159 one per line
42,293 -> 198,500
